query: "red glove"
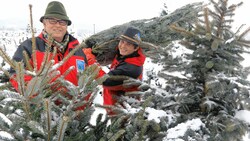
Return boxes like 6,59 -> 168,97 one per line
83,48 -> 97,65
83,48 -> 106,78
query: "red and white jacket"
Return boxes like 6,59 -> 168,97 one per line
10,32 -> 90,91
102,47 -> 146,107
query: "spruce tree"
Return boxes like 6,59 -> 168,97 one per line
153,0 -> 250,140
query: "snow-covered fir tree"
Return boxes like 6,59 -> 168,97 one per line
154,0 -> 250,140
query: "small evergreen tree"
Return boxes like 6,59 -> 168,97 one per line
0,44 -> 107,140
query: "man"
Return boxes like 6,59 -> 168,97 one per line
102,27 -> 146,115
10,1 -> 89,95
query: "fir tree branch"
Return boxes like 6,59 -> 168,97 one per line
51,46 -> 57,62
26,77 -> 41,99
235,41 -> 250,48
91,39 -> 117,53
179,40 -> 197,50
211,0 -> 222,15
208,9 -> 220,22
16,62 -> 25,96
27,121 -> 45,136
170,24 -> 195,37
36,44 -> 53,76
79,64 -> 101,90
39,60 -> 55,79
0,47 -> 15,69
44,99 -> 51,141
234,24 -> 246,35
140,41 -> 160,50
22,50 -> 33,71
204,7 -> 211,34
238,27 -> 250,40
95,104 -> 127,115
29,4 -> 37,72
109,129 -> 126,141
108,75 -> 130,81
0,66 -> 10,78
56,66 -> 74,81
228,2 -> 243,10
211,0 -> 228,38
57,116 -> 69,141
193,22 -> 207,35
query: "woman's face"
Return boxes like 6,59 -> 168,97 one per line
118,40 -> 138,56
43,17 -> 68,42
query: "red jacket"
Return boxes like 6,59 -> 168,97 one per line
103,47 -> 146,109
10,32 -> 88,91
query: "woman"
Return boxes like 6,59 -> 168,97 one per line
102,27 -> 146,115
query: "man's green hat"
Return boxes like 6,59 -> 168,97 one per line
40,1 -> 71,26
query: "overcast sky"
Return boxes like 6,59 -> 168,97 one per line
0,0 -> 249,33
0,0 -> 165,31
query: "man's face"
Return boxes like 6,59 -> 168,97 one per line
118,40 -> 138,56
43,17 -> 68,42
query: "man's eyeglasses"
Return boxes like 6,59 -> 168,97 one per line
45,18 -> 68,26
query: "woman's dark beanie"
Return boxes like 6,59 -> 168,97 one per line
119,27 -> 142,45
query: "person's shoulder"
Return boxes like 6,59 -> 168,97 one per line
68,34 -> 78,41
19,38 -> 32,47
25,36 -> 44,42
68,34 -> 80,46
19,37 -> 42,47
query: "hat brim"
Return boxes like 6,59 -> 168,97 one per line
40,15 -> 71,26
118,36 -> 139,45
